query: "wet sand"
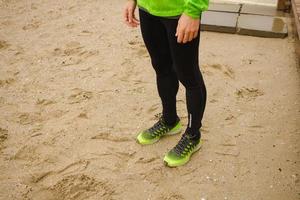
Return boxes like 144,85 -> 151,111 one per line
0,0 -> 299,199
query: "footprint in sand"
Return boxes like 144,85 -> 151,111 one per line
78,112 -> 88,119
121,58 -> 135,69
135,155 -> 160,164
242,58 -> 257,65
128,40 -> 148,57
0,97 -> 4,104
202,63 -> 235,79
47,109 -> 67,119
127,86 -> 145,94
119,58 -> 140,82
67,88 -> 93,104
1,20 -> 14,26
235,87 -> 264,101
215,146 -> 240,157
61,57 -> 82,66
63,41 -> 83,55
48,174 -> 115,200
78,30 -> 94,36
16,110 -> 66,125
91,131 -> 131,142
17,112 -> 44,125
0,128 -> 8,151
139,166 -> 167,185
147,103 -> 160,114
22,21 -> 41,31
65,23 -> 76,29
225,114 -> 236,122
136,47 -> 148,57
53,41 -> 99,66
30,160 -> 90,183
13,144 -> 38,161
89,147 -> 136,172
68,5 -> 77,11
47,10 -> 63,20
0,40 -> 10,50
30,173 -> 115,200
159,193 -> 185,200
0,78 -> 15,87
36,98 -> 56,106
78,49 -> 99,59
30,3 -> 38,10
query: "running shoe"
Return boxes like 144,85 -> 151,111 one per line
137,117 -> 182,145
163,133 -> 202,167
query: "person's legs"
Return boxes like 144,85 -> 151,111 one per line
162,18 -> 207,140
161,18 -> 207,167
139,9 -> 179,125
136,10 -> 183,145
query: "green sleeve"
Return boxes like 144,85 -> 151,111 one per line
184,0 -> 209,19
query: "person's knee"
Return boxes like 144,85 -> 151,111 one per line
177,74 -> 201,89
151,59 -> 174,76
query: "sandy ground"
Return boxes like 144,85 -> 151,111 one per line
0,0 -> 299,200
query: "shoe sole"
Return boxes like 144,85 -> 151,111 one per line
163,140 -> 203,167
165,127 -> 182,136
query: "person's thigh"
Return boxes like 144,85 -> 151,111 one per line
139,9 -> 174,75
162,18 -> 202,87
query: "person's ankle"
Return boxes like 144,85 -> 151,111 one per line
163,116 -> 179,127
185,128 -> 201,141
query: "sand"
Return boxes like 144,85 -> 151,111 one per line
0,0 -> 299,199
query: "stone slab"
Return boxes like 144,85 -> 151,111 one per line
240,4 -> 284,16
237,14 -> 288,38
208,3 -> 241,13
201,11 -> 238,33
292,0 -> 300,39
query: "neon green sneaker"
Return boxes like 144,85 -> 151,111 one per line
137,117 -> 182,145
164,133 -> 202,167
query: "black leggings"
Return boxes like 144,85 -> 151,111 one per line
139,9 -> 207,138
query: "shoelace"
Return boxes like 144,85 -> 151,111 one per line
149,117 -> 168,136
173,134 -> 193,155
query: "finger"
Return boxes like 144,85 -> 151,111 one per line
125,19 -> 135,28
189,32 -> 197,42
130,21 -> 137,27
128,8 -> 134,23
130,22 -> 138,27
182,31 -> 190,43
132,21 -> 140,26
130,19 -> 139,27
131,21 -> 139,27
133,14 -> 140,22
175,24 -> 180,37
177,29 -> 184,43
188,31 -> 195,42
126,21 -> 132,27
193,30 -> 199,39
124,9 -> 129,22
132,18 -> 139,23
132,16 -> 140,24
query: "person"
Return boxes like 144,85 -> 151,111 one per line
124,0 -> 209,167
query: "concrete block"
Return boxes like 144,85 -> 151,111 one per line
208,3 -> 241,13
240,4 -> 284,16
201,11 -> 238,34
237,14 -> 288,38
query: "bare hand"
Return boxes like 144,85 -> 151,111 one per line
176,14 -> 200,44
124,0 -> 140,28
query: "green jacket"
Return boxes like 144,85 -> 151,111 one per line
137,0 -> 209,19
